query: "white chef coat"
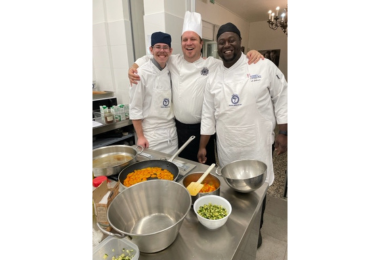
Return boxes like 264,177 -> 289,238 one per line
129,60 -> 178,154
136,54 -> 221,124
201,54 -> 288,185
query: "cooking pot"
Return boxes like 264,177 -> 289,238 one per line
180,172 -> 221,205
118,136 -> 195,190
216,159 -> 267,193
93,145 -> 144,177
97,180 -> 192,253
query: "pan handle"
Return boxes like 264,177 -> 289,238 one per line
96,222 -> 126,238
135,145 -> 145,155
215,166 -> 222,176
168,135 -> 196,162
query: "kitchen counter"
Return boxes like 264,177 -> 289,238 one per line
95,148 -> 268,260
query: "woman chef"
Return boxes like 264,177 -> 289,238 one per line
129,32 -> 178,155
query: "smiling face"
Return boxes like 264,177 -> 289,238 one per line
150,43 -> 172,69
217,32 -> 242,68
181,31 -> 203,63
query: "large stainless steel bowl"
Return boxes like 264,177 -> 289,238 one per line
217,160 -> 267,193
103,180 -> 192,253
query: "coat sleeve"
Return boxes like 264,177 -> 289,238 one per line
268,62 -> 288,124
129,69 -> 146,120
135,55 -> 152,67
201,78 -> 216,135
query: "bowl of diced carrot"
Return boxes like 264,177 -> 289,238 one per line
180,172 -> 221,205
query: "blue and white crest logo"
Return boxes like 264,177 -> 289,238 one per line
200,67 -> 209,76
231,94 -> 239,104
163,98 -> 169,107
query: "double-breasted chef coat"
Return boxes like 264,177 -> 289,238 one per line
129,59 -> 178,155
201,54 -> 288,185
136,54 -> 221,124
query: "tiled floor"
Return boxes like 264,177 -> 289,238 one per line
256,195 -> 288,260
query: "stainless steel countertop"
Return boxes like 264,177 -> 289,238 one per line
95,148 -> 268,260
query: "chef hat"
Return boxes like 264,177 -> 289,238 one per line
182,11 -> 202,38
216,22 -> 241,40
151,31 -> 171,47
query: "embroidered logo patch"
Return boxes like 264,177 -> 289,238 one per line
201,67 -> 209,76
162,98 -> 170,107
231,94 -> 240,105
247,73 -> 262,82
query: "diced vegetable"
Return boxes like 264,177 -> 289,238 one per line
123,167 -> 173,187
200,183 -> 217,193
104,249 -> 135,260
197,203 -> 227,220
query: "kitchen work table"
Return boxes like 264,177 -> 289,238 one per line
94,147 -> 268,260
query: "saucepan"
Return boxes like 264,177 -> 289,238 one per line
180,172 -> 221,205
118,135 -> 195,190
92,145 -> 144,177
97,180 -> 192,253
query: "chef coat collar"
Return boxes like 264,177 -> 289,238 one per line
151,58 -> 164,71
222,51 -> 245,70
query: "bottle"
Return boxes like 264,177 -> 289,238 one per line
104,108 -> 114,124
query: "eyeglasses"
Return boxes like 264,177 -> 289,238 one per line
153,45 -> 170,51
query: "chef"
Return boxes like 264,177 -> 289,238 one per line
198,22 -> 288,248
198,22 -> 287,184
129,32 -> 178,155
128,11 -> 264,164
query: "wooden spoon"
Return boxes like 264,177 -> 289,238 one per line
186,163 -> 215,196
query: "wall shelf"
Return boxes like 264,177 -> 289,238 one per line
93,133 -> 134,149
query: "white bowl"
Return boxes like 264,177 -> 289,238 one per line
193,195 -> 232,230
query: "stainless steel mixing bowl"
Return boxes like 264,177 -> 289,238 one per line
217,160 -> 267,193
101,180 -> 192,253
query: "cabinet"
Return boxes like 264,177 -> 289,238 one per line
93,120 -> 135,149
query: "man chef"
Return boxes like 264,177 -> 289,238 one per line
197,22 -> 288,248
128,11 -> 264,164
129,32 -> 178,155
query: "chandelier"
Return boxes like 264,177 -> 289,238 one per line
267,6 -> 288,35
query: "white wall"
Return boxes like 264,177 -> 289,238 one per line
93,0 -> 134,106
143,0 -> 187,56
195,0 -> 250,49
248,21 -> 288,80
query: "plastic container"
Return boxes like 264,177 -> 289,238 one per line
93,176 -> 108,188
93,236 -> 139,260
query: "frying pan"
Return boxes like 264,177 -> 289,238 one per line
92,145 -> 144,177
118,135 -> 195,190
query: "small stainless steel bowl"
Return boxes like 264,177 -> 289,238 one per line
217,160 -> 267,193
180,172 -> 221,205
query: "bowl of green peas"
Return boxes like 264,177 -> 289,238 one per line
193,195 -> 232,230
